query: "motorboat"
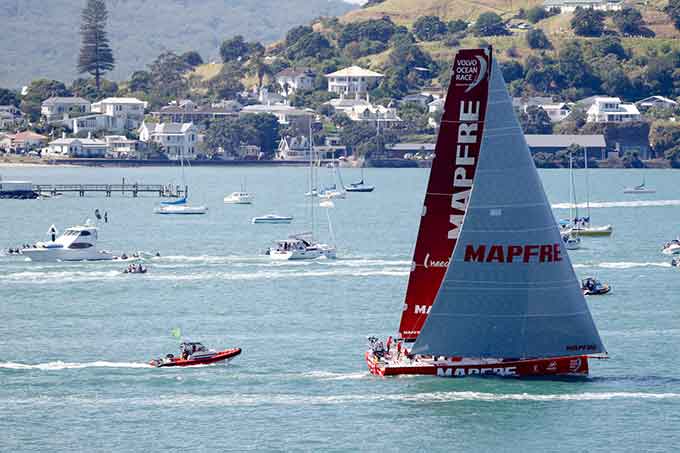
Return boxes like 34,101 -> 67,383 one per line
149,342 -> 241,368
624,178 -> 655,194
662,239 -> 680,255
365,48 -> 605,379
155,204 -> 208,215
21,221 -> 114,262
224,191 -> 254,204
123,264 -> 147,274
582,277 -> 611,296
266,233 -> 336,260
562,232 -> 581,250
252,214 -> 293,224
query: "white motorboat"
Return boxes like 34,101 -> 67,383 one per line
21,221 -> 114,262
662,239 -> 680,255
562,232 -> 581,250
624,178 -> 655,194
266,233 -> 336,260
155,204 -> 208,215
252,214 -> 293,224
224,191 -> 254,204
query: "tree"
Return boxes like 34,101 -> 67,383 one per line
472,13 -> 510,37
501,60 -> 524,82
71,77 -> 118,101
520,105 -> 553,134
220,35 -> 249,63
413,16 -> 448,41
205,117 -> 243,157
239,113 -> 280,156
128,70 -> 152,93
286,32 -> 335,61
247,52 -> 272,91
77,0 -> 115,91
181,51 -> 204,68
339,18 -> 398,47
0,88 -> 20,107
570,7 -> 605,37
447,19 -> 468,34
526,6 -> 548,24
526,29 -> 552,49
208,62 -> 244,100
591,36 -> 627,59
149,52 -> 190,102
665,0 -> 680,30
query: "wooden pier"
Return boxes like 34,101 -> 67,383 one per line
33,183 -> 188,198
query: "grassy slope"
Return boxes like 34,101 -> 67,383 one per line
0,0 -> 354,88
343,0 -> 680,72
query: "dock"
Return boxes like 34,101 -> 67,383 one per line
33,183 -> 188,198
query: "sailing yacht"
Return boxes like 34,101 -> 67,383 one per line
344,165 -> 375,193
624,177 -> 655,194
154,151 -> 207,215
568,149 -> 612,236
267,118 -> 337,260
365,48 -> 606,378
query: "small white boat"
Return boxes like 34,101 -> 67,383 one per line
155,204 -> 208,215
21,221 -> 114,262
252,214 -> 293,224
569,221 -> 613,237
266,234 -> 336,260
662,239 -> 680,255
562,232 -> 581,250
624,178 -> 655,194
224,191 -> 254,204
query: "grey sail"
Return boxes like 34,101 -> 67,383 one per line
411,58 -> 606,359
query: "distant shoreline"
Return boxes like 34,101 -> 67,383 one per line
0,157 -> 673,169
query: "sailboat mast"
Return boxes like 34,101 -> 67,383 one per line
584,148 -> 591,220
571,151 -> 579,222
309,115 -> 316,238
569,151 -> 574,225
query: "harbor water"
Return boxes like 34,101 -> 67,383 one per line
1,165 -> 679,452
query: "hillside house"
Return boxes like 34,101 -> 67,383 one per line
543,0 -> 622,12
325,66 -> 384,95
46,136 -> 108,158
276,67 -> 315,96
635,96 -> 678,111
138,122 -> 198,160
91,97 -> 147,129
586,97 -> 640,123
0,105 -> 23,130
152,100 -> 241,125
41,97 -> 91,122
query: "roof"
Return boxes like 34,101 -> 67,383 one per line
96,97 -> 146,104
636,96 -> 678,106
276,67 -> 314,78
42,97 -> 90,106
524,134 -> 606,148
48,138 -> 107,147
149,122 -> 194,134
12,131 -> 47,141
241,104 -> 310,115
325,66 -> 384,78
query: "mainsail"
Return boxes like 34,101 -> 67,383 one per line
411,49 -> 605,359
398,48 -> 491,340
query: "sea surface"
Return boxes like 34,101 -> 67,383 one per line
1,165 -> 679,452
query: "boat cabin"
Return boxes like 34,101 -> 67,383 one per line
180,342 -> 206,355
273,238 -> 311,252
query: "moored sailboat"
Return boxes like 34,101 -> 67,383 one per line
365,48 -> 606,378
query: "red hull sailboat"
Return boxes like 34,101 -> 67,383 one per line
365,47 -> 606,379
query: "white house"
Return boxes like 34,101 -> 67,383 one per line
104,135 -> 139,158
47,136 -> 109,158
586,97 -> 641,123
69,114 -> 127,135
0,105 -> 23,130
325,66 -> 384,95
276,136 -> 338,161
540,103 -> 572,123
91,97 -> 147,129
635,96 -> 678,111
241,103 -> 311,126
327,96 -> 401,126
543,0 -> 622,12
276,67 -> 315,96
138,122 -> 198,160
41,97 -> 91,122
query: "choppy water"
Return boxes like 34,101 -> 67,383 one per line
1,166 -> 679,452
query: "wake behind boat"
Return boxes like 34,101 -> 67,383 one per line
365,47 -> 606,379
150,342 -> 241,368
21,221 -> 114,262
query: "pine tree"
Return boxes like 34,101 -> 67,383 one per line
77,0 -> 115,91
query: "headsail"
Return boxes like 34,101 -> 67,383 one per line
411,50 -> 605,358
398,48 -> 491,340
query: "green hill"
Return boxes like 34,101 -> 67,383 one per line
0,0 -> 355,88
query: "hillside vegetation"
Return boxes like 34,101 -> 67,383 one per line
0,0 -> 354,88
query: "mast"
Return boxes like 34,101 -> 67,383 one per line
569,151 -> 574,226
309,115 -> 316,239
411,53 -> 605,359
584,147 -> 590,220
397,48 -> 491,341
